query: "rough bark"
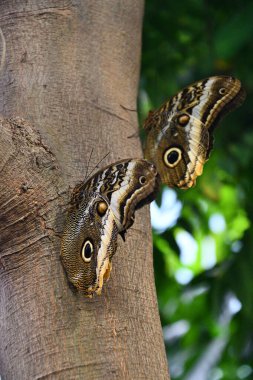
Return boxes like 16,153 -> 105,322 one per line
0,1 -> 169,379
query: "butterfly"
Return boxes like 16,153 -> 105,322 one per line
143,76 -> 245,189
61,159 -> 160,297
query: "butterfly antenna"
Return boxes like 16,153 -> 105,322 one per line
0,27 -> 6,76
84,148 -> 94,182
86,151 -> 110,179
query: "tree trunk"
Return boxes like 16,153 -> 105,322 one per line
0,1 -> 169,379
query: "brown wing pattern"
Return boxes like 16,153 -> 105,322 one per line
61,159 -> 160,297
144,76 -> 245,188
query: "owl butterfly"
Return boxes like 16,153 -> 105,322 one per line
61,159 -> 160,297
143,76 -> 245,189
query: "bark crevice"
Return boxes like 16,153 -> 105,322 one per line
0,116 -> 67,270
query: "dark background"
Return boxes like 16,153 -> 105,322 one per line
140,1 -> 253,379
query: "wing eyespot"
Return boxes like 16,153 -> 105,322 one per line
81,240 -> 93,262
97,201 -> 108,216
219,87 -> 226,95
139,176 -> 147,185
163,147 -> 182,168
178,114 -> 190,126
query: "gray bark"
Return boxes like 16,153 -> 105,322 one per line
0,1 -> 169,379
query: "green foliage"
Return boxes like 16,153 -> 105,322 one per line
140,1 -> 253,378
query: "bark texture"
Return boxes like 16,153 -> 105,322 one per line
0,1 -> 169,379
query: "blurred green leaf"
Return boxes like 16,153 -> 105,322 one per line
214,3 -> 253,60
141,0 -> 253,378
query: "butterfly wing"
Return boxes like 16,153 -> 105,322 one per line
61,158 -> 160,297
144,76 -> 245,188
61,194 -> 118,297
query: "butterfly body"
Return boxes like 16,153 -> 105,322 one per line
144,76 -> 245,188
61,159 -> 160,297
